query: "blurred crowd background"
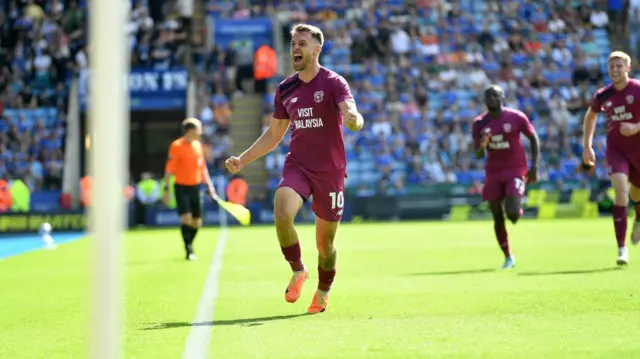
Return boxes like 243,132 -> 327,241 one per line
0,0 -> 637,212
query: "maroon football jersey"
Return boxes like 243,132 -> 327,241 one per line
273,67 -> 353,173
590,78 -> 640,150
472,107 -> 536,180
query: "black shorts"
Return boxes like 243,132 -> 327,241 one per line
174,184 -> 203,219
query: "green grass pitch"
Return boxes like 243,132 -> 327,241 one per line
1,219 -> 640,358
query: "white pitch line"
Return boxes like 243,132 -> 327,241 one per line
182,225 -> 227,359
183,176 -> 229,359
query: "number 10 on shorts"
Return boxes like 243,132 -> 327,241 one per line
329,191 -> 344,210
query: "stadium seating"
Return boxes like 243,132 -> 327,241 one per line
0,0 -> 79,193
263,0 -> 618,195
0,0 -> 234,210
0,0 -> 626,210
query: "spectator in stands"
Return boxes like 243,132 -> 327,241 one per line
629,8 -> 640,59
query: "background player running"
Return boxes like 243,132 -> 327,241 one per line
164,118 -> 219,261
472,85 -> 540,269
225,23 -> 363,313
583,51 -> 640,266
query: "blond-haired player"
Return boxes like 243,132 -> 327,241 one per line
583,51 -> 640,265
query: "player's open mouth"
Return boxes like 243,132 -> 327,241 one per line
293,55 -> 303,64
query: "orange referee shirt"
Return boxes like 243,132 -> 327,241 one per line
165,138 -> 205,186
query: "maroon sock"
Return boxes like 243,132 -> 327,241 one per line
635,204 -> 640,222
612,205 -> 628,248
318,265 -> 336,291
280,242 -> 304,271
494,222 -> 511,258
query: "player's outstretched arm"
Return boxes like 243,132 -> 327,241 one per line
525,130 -> 540,183
339,100 -> 364,132
582,107 -> 598,166
239,117 -> 290,166
582,107 -> 598,149
525,131 -> 540,168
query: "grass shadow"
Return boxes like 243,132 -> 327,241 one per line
141,313 -> 310,330
407,268 -> 496,276
518,267 -> 623,276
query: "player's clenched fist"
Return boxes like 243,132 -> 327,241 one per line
343,110 -> 363,132
225,156 -> 244,174
582,147 -> 596,167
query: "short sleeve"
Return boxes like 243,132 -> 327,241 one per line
273,84 -> 289,120
590,91 -> 602,113
333,75 -> 353,106
518,112 -> 535,137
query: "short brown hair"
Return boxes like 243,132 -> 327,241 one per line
290,24 -> 324,45
609,51 -> 631,66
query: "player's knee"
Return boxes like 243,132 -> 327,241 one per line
274,206 -> 295,225
191,218 -> 202,228
316,238 -> 336,259
611,174 -> 630,205
274,188 -> 302,224
614,191 -> 630,206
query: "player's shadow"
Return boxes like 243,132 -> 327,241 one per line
141,313 -> 309,330
518,267 -> 622,276
407,268 -> 496,276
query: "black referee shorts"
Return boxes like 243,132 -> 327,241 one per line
174,184 -> 204,219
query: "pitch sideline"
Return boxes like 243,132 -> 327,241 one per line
181,225 -> 228,359
183,176 -> 230,359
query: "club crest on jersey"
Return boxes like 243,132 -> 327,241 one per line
605,101 -> 613,108
627,95 -> 634,104
503,123 -> 512,133
313,91 -> 324,103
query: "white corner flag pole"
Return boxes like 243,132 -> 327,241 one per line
89,0 -> 130,357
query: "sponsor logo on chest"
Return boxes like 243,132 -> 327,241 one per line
293,107 -> 324,130
604,94 -> 636,121
287,89 -> 327,130
485,123 -> 512,150
610,104 -> 634,121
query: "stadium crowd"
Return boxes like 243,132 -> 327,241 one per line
0,0 -> 235,196
254,0 -> 629,195
0,0 -> 81,193
0,0 -> 635,209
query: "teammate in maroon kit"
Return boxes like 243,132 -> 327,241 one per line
472,85 -> 540,269
583,51 -> 640,266
225,24 -> 364,313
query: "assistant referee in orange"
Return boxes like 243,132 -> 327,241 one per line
164,118 -> 219,260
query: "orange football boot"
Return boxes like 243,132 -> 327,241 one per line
285,268 -> 308,303
307,290 -> 329,313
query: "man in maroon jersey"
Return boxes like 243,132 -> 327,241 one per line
583,51 -> 640,266
225,24 -> 364,313
472,85 -> 539,269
